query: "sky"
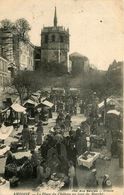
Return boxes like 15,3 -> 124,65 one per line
0,0 -> 124,70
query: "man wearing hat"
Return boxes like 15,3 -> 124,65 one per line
86,169 -> 98,188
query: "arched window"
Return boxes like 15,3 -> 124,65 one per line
45,35 -> 48,43
60,35 -> 64,42
52,35 -> 55,42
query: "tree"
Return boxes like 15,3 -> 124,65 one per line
0,19 -> 13,30
12,70 -> 45,104
0,18 -> 31,41
14,18 -> 31,40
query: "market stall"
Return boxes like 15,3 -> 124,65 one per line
77,151 -> 100,169
90,134 -> 106,148
23,99 -> 38,124
36,100 -> 54,123
0,125 -> 13,140
11,103 -> 26,127
106,109 -> 121,132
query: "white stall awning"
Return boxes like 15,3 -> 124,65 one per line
11,103 -> 26,113
107,110 -> 120,116
42,100 -> 54,108
0,125 -> 13,140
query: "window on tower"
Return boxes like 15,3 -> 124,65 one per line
52,35 -> 55,42
45,35 -> 48,43
60,35 -> 64,42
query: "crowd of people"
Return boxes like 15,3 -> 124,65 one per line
49,90 -> 79,115
2,89 -> 118,190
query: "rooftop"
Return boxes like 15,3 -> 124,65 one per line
70,52 -> 88,60
41,26 -> 69,34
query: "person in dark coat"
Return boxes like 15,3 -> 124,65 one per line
59,156 -> 69,175
5,151 -> 15,166
22,124 -> 30,151
36,121 -> 43,146
47,153 -> 60,174
40,141 -> 49,160
30,150 -> 39,178
67,142 -> 77,167
36,160 -> 44,184
4,151 -> 16,179
29,132 -> 36,151
48,108 -> 52,118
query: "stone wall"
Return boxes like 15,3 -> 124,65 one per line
18,40 -> 34,70
41,49 -> 68,67
0,30 -> 34,71
0,56 -> 11,88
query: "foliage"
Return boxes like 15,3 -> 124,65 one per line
14,18 -> 31,40
0,18 -> 31,41
12,70 -> 46,103
0,19 -> 13,30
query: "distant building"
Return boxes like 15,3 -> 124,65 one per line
40,7 -> 70,71
107,60 -> 123,82
0,29 -> 35,71
69,52 -> 90,75
108,60 -> 123,73
0,56 -> 11,88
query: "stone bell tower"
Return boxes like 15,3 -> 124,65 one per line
41,7 -> 70,71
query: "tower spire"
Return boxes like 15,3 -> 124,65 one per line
54,6 -> 57,27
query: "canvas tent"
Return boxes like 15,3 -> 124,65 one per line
98,98 -> 112,109
23,99 -> 37,107
0,107 -> 9,114
42,100 -> 53,108
36,100 -> 54,109
11,103 -> 26,113
0,125 -> 13,140
107,110 -> 120,116
98,97 -> 122,111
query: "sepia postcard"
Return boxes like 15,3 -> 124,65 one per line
0,0 -> 123,195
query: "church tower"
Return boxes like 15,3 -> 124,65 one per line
54,6 -> 57,27
41,7 -> 70,71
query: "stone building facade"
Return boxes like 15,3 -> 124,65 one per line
0,56 -> 11,88
0,30 -> 14,63
0,29 -> 34,71
13,37 -> 34,70
40,7 -> 69,71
